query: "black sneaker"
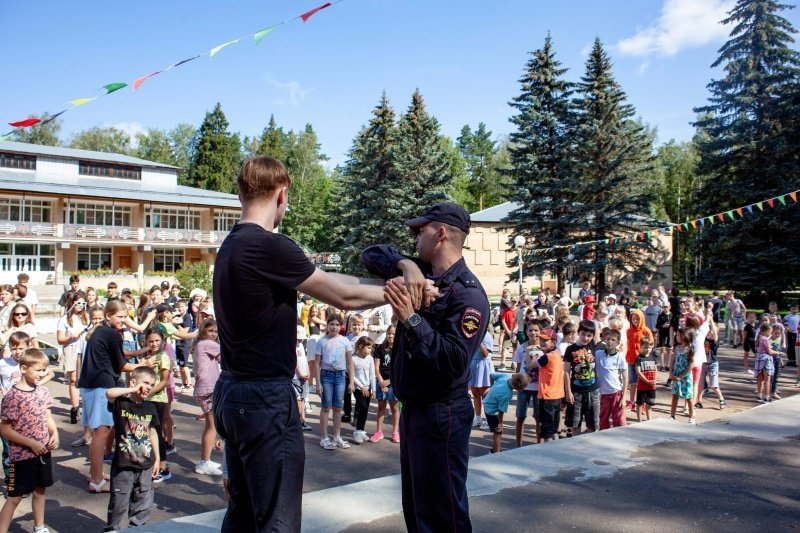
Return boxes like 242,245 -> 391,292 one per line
341,415 -> 351,424
70,407 -> 79,424
301,423 -> 313,432
153,469 -> 172,483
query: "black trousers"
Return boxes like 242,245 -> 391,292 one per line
353,389 -> 370,431
213,372 -> 304,532
343,372 -> 352,418
787,332 -> 797,363
400,396 -> 473,533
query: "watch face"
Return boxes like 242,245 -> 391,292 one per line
407,314 -> 421,327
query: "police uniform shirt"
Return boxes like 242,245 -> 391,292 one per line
361,245 -> 489,405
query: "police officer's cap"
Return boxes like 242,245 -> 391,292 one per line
405,202 -> 471,234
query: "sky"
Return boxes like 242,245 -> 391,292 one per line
3,0 -> 800,168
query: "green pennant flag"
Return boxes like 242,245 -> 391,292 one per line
646,231 -> 652,238
0,133 -> 13,142
682,223 -> 689,230
778,195 -> 787,206
254,25 -> 278,45
756,202 -> 764,211
726,210 -> 735,220
102,82 -> 127,94
708,216 -> 715,225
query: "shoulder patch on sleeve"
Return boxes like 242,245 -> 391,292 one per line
461,307 -> 482,339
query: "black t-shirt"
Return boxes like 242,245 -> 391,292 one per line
374,344 -> 392,381
563,342 -> 599,392
214,223 -> 316,379
175,312 -> 193,359
77,324 -> 126,389
109,396 -> 160,470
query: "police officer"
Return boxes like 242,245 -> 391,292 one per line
362,202 -> 489,533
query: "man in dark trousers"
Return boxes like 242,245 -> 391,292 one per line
213,156 -> 387,532
363,202 -> 489,533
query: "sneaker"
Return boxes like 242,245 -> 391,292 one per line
688,418 -> 696,425
498,364 -> 506,370
309,385 -> 317,394
153,469 -> 172,483
305,402 -> 313,414
341,414 -> 351,424
195,461 -> 223,476
32,527 -> 51,533
756,395 -> 765,403
165,445 -> 178,456
369,431 -> 384,443
391,431 -> 400,443
746,369 -> 755,375
333,437 -> 351,449
479,421 -> 491,431
472,416 -> 482,428
353,430 -> 366,444
765,396 -> 772,403
70,436 -> 91,447
695,402 -> 704,409
719,399 -> 726,409
302,422 -> 313,432
320,438 -> 335,450
772,391 -> 782,399
103,453 -> 114,464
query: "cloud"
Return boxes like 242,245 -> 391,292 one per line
263,74 -> 311,106
105,121 -> 145,147
616,0 -> 734,57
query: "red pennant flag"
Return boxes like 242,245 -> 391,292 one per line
767,198 -> 775,208
717,213 -> 725,222
791,192 -> 798,203
675,224 -> 682,232
300,2 -> 332,22
133,71 -> 163,90
736,207 -> 743,217
8,118 -> 41,128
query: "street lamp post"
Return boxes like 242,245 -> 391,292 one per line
514,235 -> 526,297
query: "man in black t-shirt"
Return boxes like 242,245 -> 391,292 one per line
212,157 -> 387,532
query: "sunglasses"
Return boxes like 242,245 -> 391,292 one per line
13,312 -> 28,317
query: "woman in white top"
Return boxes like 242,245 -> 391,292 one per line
57,290 -> 89,424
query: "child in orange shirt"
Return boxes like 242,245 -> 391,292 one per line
528,329 -> 565,442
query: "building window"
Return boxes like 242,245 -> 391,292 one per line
66,203 -> 131,226
0,198 -> 52,222
79,160 -> 141,180
214,210 -> 240,231
0,243 -> 55,272
0,152 -> 36,170
77,247 -> 112,270
146,208 -> 200,230
153,248 -> 184,272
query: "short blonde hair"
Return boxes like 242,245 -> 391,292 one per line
238,156 -> 291,203
19,348 -> 48,368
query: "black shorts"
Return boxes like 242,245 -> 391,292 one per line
485,413 -> 502,433
636,390 -> 656,406
538,399 -> 562,439
175,347 -> 189,367
7,452 -> 53,497
657,331 -> 670,348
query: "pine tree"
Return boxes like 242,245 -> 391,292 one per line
256,115 -> 288,160
335,93 -> 402,273
571,39 -> 659,296
693,0 -> 800,295
503,36 -> 578,294
186,103 -> 242,193
456,123 -> 510,212
394,89 -> 452,221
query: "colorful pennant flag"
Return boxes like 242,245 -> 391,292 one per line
132,71 -> 162,90
768,198 -> 775,208
0,132 -> 13,142
690,220 -> 697,229
698,218 -> 705,227
210,39 -> 240,58
757,202 -> 764,211
746,205 -> 753,214
300,2 -> 332,22
102,82 -> 127,94
726,210 -> 735,220
792,192 -> 798,203
165,56 -> 200,71
8,118 -> 41,128
717,213 -> 725,222
708,216 -> 715,225
778,195 -> 787,206
69,97 -> 96,107
254,25 -> 278,45
40,110 -> 68,125
735,207 -> 743,217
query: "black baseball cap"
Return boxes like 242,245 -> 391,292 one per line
404,202 -> 471,234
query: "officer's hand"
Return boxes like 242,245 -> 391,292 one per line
397,259 -> 426,309
385,278 -> 415,321
423,279 -> 440,308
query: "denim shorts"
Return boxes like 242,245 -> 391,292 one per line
320,369 -> 346,409
516,389 -> 539,420
732,316 -> 744,330
628,364 -> 638,385
704,361 -> 719,388
376,384 -> 397,402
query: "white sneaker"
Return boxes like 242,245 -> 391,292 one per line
472,416 -> 482,428
195,460 -> 223,476
309,385 -> 317,394
479,421 -> 491,431
353,430 -> 365,444
305,402 -> 313,413
688,418 -> 696,425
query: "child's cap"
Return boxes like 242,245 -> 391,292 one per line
538,328 -> 556,341
296,325 -> 307,340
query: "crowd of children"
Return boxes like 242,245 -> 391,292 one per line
0,275 -> 797,531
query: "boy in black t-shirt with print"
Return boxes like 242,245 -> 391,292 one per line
634,337 -> 658,421
104,366 -> 160,532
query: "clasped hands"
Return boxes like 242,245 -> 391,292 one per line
383,259 -> 439,322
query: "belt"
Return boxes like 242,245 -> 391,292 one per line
402,387 -> 469,409
219,370 -> 291,383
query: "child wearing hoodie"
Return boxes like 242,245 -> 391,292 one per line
626,309 -> 654,411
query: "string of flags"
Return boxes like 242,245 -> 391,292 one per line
525,188 -> 800,255
0,1 -> 340,142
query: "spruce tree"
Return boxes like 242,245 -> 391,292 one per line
457,123 -> 509,212
186,103 -> 241,193
571,39 -> 659,296
503,36 -> 577,294
693,0 -> 800,294
394,89 -> 452,220
256,115 -> 288,160
335,93 -> 402,273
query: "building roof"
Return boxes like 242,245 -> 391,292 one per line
0,141 -> 179,169
0,169 -> 241,209
470,202 -> 518,223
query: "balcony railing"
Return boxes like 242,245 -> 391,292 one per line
0,220 -> 230,246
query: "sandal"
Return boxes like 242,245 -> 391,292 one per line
87,479 -> 110,493
719,399 -> 726,410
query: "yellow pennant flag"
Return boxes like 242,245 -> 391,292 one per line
69,97 -> 96,107
210,39 -> 240,58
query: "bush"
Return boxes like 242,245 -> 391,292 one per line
175,262 -> 212,299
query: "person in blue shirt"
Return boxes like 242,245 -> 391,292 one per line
482,372 -> 530,453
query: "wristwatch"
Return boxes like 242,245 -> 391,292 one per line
403,313 -> 422,329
